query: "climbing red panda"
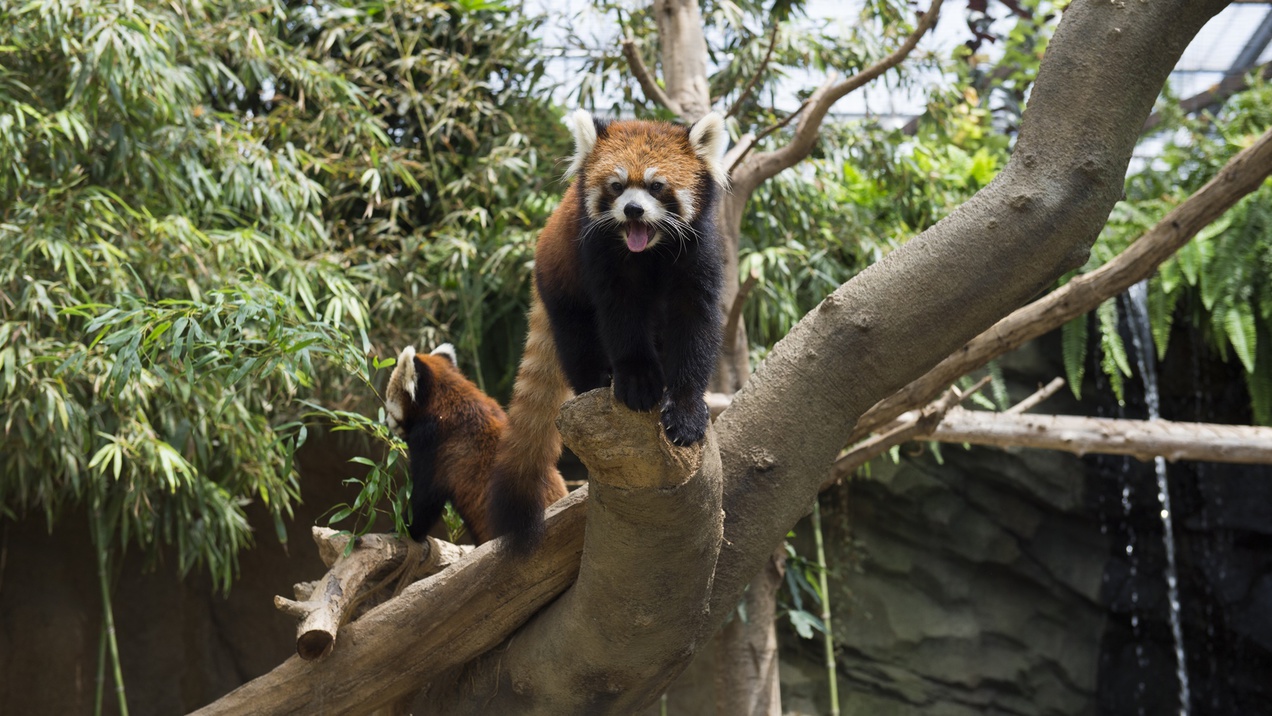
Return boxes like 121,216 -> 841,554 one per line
488,110 -> 729,551
383,344 -> 565,543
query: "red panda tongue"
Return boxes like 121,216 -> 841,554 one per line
625,222 -> 650,252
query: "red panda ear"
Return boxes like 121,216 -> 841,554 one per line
563,109 -> 600,180
688,112 -> 729,188
429,343 -> 457,366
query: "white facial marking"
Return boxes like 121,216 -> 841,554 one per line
563,109 -> 597,180
586,186 -> 603,216
611,188 -> 666,223
397,346 -> 418,400
676,189 -> 696,221
613,167 -> 628,183
611,187 -> 668,249
430,343 -> 456,365
643,167 -> 659,184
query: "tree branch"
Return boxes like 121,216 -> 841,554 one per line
422,389 -> 724,714
654,0 -> 712,121
850,124 -> 1272,444
727,97 -> 810,176
824,377 -> 989,483
722,267 -> 759,353
709,0 -> 1231,622
927,408 -> 1272,464
731,0 -> 944,196
272,528 -> 472,661
1005,376 -> 1065,414
725,24 -> 781,119
1142,61 -> 1272,134
190,489 -> 589,715
622,32 -> 681,114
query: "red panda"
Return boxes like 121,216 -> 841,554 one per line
488,110 -> 729,551
383,344 -> 565,543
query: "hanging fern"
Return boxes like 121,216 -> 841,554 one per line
1062,313 -> 1089,400
1097,299 -> 1132,405
1059,73 -> 1272,424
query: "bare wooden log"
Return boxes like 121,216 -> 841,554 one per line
192,489 -> 588,715
273,528 -> 475,661
927,409 -> 1272,464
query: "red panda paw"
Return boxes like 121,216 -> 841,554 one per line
612,362 -> 665,413
661,398 -> 709,446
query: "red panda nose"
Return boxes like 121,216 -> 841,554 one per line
624,203 -> 645,219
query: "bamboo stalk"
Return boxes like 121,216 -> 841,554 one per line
810,499 -> 839,716
90,510 -> 129,716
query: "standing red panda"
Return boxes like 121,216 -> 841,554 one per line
489,110 -> 729,551
384,344 -> 566,543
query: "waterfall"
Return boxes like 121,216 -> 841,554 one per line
1124,279 -> 1191,715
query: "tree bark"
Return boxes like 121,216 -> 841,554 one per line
712,547 -> 785,716
851,123 -> 1272,442
706,0 -> 1229,623
419,389 -> 724,715
272,528 -> 473,661
192,2 -> 1233,713
927,408 -> 1272,464
653,0 -> 712,122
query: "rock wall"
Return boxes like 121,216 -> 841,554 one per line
779,443 -> 1108,716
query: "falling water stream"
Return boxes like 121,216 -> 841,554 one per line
1125,279 -> 1191,715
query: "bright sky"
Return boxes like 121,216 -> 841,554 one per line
525,0 -> 1272,124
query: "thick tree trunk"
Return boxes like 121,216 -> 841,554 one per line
713,547 -> 785,716
192,2 -> 1233,713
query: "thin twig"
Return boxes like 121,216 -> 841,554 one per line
1005,376 -> 1065,414
726,25 -> 781,119
728,97 -> 811,175
823,375 -> 989,485
734,0 -> 943,189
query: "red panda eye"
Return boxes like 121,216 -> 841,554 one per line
649,182 -> 664,193
609,181 -> 624,193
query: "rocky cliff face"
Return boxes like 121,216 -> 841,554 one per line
779,443 -> 1108,716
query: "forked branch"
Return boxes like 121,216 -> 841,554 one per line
731,0 -> 944,196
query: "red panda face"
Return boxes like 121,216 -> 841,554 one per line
565,111 -> 728,253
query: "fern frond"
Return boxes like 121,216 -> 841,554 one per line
1098,299 -> 1129,404
1062,314 -> 1088,400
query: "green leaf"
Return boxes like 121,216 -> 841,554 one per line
1061,314 -> 1088,400
1224,302 -> 1258,373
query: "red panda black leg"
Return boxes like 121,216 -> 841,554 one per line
542,295 -> 610,394
659,279 -> 723,446
592,297 -> 666,412
405,415 -> 447,541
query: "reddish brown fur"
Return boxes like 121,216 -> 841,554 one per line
385,352 -> 511,543
582,121 -> 706,194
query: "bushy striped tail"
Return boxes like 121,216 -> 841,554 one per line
489,288 -> 570,551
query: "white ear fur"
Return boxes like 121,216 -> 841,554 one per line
430,343 -> 457,365
688,112 -> 729,188
563,109 -> 598,180
396,346 -> 418,400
